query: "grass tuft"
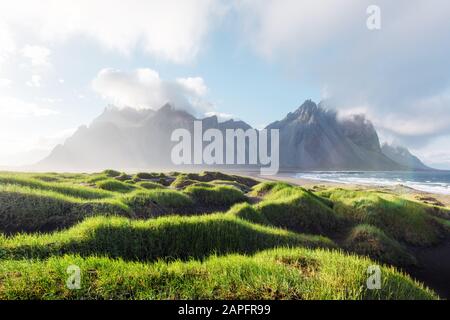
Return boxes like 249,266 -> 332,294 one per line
96,179 -> 134,193
345,224 -> 417,266
0,215 -> 334,261
136,181 -> 165,190
0,248 -> 437,300
184,185 -> 247,206
321,188 -> 445,245
102,169 -> 121,177
0,171 -> 447,299
253,184 -> 342,235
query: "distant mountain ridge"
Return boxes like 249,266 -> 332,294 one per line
381,143 -> 431,170
36,100 -> 432,171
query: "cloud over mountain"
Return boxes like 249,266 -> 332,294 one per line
36,100 -> 428,171
92,68 -> 214,115
234,0 -> 450,146
1,1 -> 449,168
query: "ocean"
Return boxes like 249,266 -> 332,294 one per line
295,171 -> 450,195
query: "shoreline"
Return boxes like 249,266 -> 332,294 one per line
247,172 -> 450,299
0,170 -> 448,299
246,172 -> 450,208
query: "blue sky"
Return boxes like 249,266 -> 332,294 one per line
48,24 -> 321,128
1,0 -> 450,168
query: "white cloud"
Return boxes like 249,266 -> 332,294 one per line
0,127 -> 76,166
0,78 -> 12,88
0,96 -> 58,118
21,45 -> 51,66
176,77 -> 208,97
234,0 -> 450,146
235,0 -> 363,60
37,97 -> 63,104
0,0 -> 225,63
26,74 -> 42,87
336,90 -> 450,148
92,68 -> 214,115
410,135 -> 450,169
0,22 -> 15,68
35,127 -> 77,150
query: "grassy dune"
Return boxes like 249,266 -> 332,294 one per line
0,170 -> 448,300
0,248 -> 437,300
0,184 -> 128,233
320,188 -> 447,245
345,224 -> 417,266
253,183 -> 341,235
0,175 -> 113,199
184,185 -> 247,206
0,215 -> 334,261
0,172 -> 250,232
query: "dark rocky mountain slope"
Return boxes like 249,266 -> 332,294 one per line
36,100 -> 430,171
266,100 -> 405,170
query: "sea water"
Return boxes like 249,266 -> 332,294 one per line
295,171 -> 450,195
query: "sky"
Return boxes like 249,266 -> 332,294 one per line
0,0 -> 450,168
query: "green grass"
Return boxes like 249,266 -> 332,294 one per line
184,185 -> 247,206
29,172 -> 89,184
0,172 -> 215,232
345,224 -> 416,266
0,248 -> 437,300
134,172 -> 166,180
85,174 -> 109,184
171,172 -> 257,189
0,174 -> 113,199
102,169 -> 121,177
0,184 -> 129,233
209,180 -> 250,192
115,173 -> 132,181
0,215 -> 334,261
252,183 -> 342,235
0,171 -> 255,232
250,181 -> 292,197
320,188 -> 446,245
170,175 -> 199,189
0,171 -> 448,300
96,179 -> 134,193
120,189 -> 194,218
135,181 -> 165,190
227,203 -> 271,225
183,171 -> 258,187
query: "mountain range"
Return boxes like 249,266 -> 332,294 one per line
35,100 -> 432,172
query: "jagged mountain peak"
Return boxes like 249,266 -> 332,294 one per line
36,100 -> 431,171
153,102 -> 195,120
283,100 -> 337,125
158,102 -> 174,112
202,114 -> 219,128
293,99 -> 318,115
219,118 -> 252,130
288,100 -> 318,122
94,105 -> 154,127
264,99 -> 404,170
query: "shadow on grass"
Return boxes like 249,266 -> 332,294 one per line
0,216 -> 335,262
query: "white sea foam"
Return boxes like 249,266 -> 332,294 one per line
295,172 -> 450,195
